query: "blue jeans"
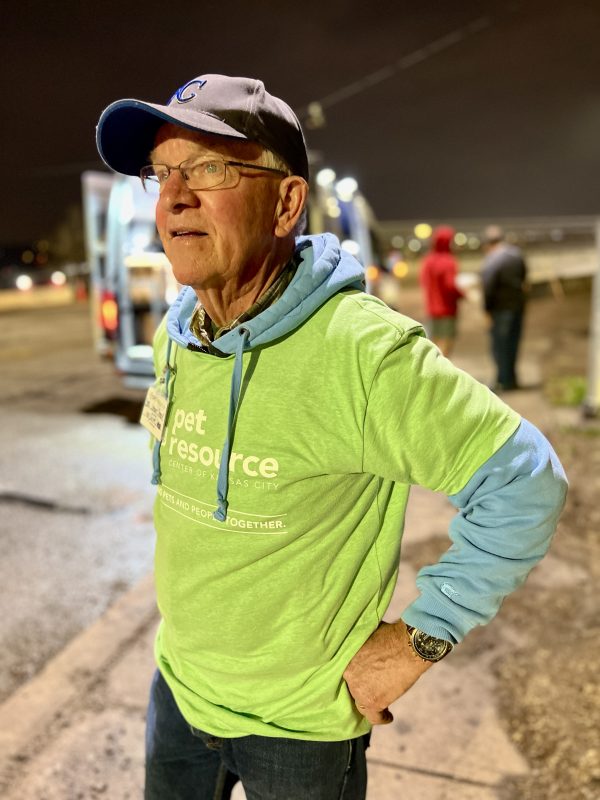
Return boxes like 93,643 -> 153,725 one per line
490,308 -> 524,389
145,670 -> 370,800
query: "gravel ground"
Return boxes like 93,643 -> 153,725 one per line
494,283 -> 600,800
400,279 -> 600,800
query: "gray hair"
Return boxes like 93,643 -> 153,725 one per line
259,148 -> 308,237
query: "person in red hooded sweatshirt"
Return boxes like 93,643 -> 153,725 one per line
420,226 -> 464,357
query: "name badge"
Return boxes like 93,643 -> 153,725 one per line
140,385 -> 169,441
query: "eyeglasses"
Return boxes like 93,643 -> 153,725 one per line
140,156 -> 287,193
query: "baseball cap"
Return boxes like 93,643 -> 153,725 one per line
96,74 -> 309,181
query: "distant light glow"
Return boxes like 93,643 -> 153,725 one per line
341,239 -> 360,256
21,250 -> 34,265
365,265 -> 380,283
326,197 -> 341,218
454,232 -> 467,246
336,177 -> 358,201
16,274 -> 33,291
51,271 -> 67,286
414,223 -> 432,239
391,235 -> 404,248
316,168 -> 336,187
408,239 -> 422,252
392,261 -> 409,278
467,236 -> 480,250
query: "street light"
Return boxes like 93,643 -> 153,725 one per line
316,168 -> 336,187
336,177 -> 358,201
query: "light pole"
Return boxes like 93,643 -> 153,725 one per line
583,219 -> 600,417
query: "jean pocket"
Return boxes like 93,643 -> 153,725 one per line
188,725 -> 223,750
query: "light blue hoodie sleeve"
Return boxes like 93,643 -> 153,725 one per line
401,419 -> 568,643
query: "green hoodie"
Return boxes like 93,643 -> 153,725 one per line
149,234 -> 523,740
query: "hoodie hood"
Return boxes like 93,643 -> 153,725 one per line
431,226 -> 455,253
154,233 -> 365,521
165,232 -> 364,352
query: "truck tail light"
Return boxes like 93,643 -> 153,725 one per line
100,291 -> 118,336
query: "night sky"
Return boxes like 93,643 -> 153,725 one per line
3,0 -> 600,246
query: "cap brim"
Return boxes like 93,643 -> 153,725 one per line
96,99 -> 249,176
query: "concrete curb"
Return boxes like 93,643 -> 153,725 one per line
0,573 -> 157,789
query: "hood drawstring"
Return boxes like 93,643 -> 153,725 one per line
213,327 -> 250,522
160,236 -> 365,519
150,327 -> 249,521
151,338 -> 175,485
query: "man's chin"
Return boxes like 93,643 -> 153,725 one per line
170,267 -> 224,295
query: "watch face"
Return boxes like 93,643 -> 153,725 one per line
412,630 -> 451,661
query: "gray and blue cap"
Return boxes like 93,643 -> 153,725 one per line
96,73 -> 309,181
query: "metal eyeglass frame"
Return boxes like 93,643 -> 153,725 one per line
140,156 -> 287,193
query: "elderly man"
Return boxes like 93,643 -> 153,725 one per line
97,74 -> 567,800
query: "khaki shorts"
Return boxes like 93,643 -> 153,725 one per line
429,316 -> 457,338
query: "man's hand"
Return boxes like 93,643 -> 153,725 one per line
343,620 -> 432,726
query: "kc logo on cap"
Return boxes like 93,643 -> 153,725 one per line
171,79 -> 208,104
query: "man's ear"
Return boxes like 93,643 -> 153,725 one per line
274,176 -> 309,238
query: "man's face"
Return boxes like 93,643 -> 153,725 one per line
152,124 -> 284,292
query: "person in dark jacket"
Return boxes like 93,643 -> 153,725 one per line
481,225 -> 528,391
419,226 -> 464,356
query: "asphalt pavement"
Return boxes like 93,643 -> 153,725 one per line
0,288 -> 583,799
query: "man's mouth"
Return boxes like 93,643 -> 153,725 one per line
170,229 -> 207,239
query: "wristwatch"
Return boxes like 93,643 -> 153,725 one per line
405,625 -> 453,662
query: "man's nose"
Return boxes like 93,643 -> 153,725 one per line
159,170 -> 198,210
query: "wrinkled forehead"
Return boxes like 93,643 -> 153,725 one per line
150,122 -> 264,164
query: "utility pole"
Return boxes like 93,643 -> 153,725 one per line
296,16 -> 491,127
583,219 -> 600,417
